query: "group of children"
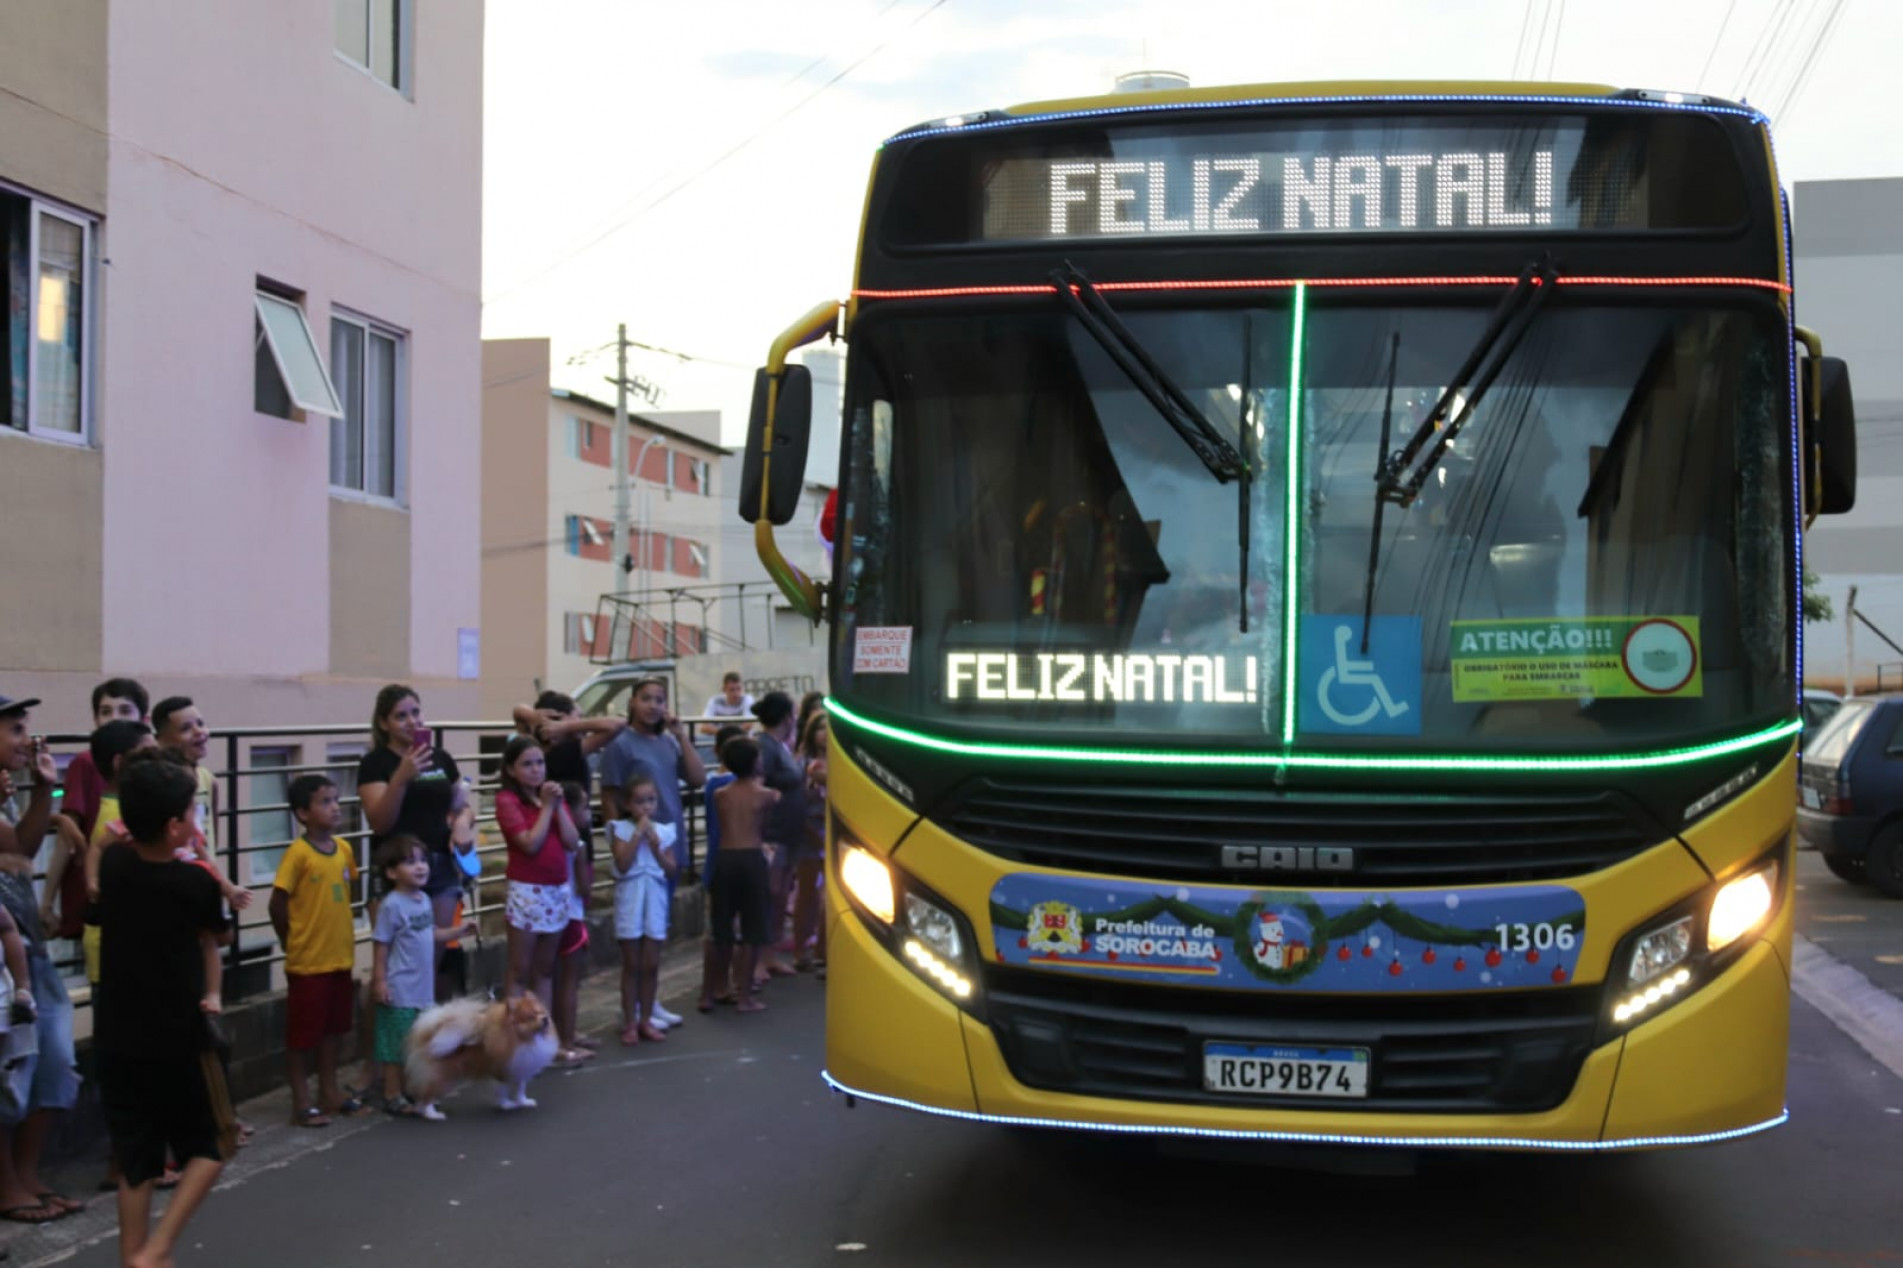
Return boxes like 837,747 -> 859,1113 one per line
12,672 -> 830,1264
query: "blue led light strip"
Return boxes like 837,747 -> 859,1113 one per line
891,92 -> 1768,144
823,1071 -> 1788,1151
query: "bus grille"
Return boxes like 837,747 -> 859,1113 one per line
983,968 -> 1600,1114
936,778 -> 1656,886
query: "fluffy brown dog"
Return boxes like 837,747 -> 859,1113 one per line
404,993 -> 561,1119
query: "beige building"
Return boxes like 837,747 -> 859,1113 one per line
0,0 -> 486,738
480,339 -> 727,716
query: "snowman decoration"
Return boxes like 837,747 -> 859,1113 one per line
1253,909 -> 1288,969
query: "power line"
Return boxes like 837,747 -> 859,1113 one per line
1511,0 -> 1538,76
1753,0 -> 1828,112
528,0 -> 917,275
1736,0 -> 1802,101
483,0 -> 951,308
1543,0 -> 1567,77
1770,0 -> 1851,123
1697,0 -> 1739,89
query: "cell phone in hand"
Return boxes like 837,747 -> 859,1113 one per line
414,726 -> 433,752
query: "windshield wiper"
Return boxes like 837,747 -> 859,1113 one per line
1359,331 -> 1402,654
1374,256 -> 1557,509
1050,263 -> 1247,483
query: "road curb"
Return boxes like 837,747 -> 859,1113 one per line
1790,933 -> 1903,1081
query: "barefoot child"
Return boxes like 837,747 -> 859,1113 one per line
611,776 -> 678,1043
371,836 -> 474,1120
709,739 -> 779,1014
269,775 -> 363,1128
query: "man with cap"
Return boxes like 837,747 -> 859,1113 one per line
0,697 -> 58,858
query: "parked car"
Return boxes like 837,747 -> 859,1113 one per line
1796,694 -> 1903,897
1800,687 -> 1843,752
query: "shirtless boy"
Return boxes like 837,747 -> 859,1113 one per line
709,738 -> 779,1014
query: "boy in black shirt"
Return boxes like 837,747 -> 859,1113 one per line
95,751 -> 233,1268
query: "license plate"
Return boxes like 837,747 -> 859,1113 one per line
1203,1042 -> 1370,1098
1800,786 -> 1822,810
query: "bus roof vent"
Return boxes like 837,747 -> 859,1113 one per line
1113,70 -> 1189,94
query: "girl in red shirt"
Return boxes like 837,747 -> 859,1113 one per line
495,736 -> 578,1005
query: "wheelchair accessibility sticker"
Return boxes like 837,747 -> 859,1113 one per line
1301,613 -> 1423,731
1299,616 -> 1422,735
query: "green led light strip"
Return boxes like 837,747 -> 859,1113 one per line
826,697 -> 1799,773
1281,282 -> 1307,743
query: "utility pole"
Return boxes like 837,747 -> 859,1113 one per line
1845,584 -> 1858,698
612,323 -> 631,601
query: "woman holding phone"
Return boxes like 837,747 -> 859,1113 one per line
357,685 -> 465,983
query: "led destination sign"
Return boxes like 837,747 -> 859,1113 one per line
943,114 -> 1749,245
1040,149 -> 1555,237
946,651 -> 1259,705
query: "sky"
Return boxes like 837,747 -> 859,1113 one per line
480,0 -> 1893,450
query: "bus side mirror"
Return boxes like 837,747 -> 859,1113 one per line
1803,356 -> 1856,516
739,364 -> 813,526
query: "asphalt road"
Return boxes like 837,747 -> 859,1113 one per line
25,949 -> 1903,1268
1793,847 -> 1903,997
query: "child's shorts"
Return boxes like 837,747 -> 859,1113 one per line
506,880 -> 571,934
374,1005 -> 421,1064
614,874 -> 669,941
285,970 -> 355,1051
709,851 -> 771,947
99,1048 -> 237,1186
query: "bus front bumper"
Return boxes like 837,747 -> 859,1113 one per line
822,902 -> 1790,1151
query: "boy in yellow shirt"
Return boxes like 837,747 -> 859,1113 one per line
269,774 -> 361,1127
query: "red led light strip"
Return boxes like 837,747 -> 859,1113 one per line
854,275 -> 1790,300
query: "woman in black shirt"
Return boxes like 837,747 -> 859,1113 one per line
357,685 -> 464,979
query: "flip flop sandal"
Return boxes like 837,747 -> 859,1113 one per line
291,1107 -> 332,1128
0,1203 -> 64,1224
331,1096 -> 368,1116
384,1095 -> 423,1118
35,1192 -> 82,1215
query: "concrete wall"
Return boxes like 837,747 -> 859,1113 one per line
0,1 -> 109,685
1794,178 -> 1903,691
480,339 -> 551,716
0,0 -> 108,212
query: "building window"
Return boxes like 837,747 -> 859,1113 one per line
335,0 -> 410,93
563,612 -> 597,656
329,312 -> 404,500
688,541 -> 710,577
564,514 -> 606,556
256,289 -> 343,422
690,457 -> 710,496
3,189 -> 94,441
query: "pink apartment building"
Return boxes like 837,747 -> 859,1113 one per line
0,0 -> 485,738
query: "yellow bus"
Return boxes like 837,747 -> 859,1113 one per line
741,80 -> 1859,1151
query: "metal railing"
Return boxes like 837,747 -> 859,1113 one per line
14,718 -> 718,1009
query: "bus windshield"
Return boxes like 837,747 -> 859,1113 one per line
835,295 -> 1791,752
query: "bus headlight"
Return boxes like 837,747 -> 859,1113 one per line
1707,863 -> 1777,952
832,813 -> 985,1017
839,845 -> 895,925
1606,856 -> 1783,1035
905,891 -> 964,962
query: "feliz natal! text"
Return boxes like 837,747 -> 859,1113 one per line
945,652 -> 1259,705
1047,150 -> 1556,236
